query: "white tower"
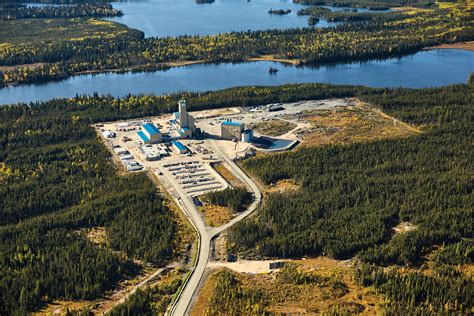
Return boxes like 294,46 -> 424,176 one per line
179,99 -> 188,128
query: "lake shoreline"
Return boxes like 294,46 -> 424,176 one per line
425,41 -> 474,52
1,46 -> 471,89
1,48 -> 473,105
0,57 -> 302,88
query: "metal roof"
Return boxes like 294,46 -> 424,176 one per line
142,123 -> 160,135
222,121 -> 244,127
171,140 -> 187,151
137,131 -> 150,142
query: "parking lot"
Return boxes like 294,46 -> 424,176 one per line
159,159 -> 228,196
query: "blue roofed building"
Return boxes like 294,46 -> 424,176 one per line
221,120 -> 245,140
171,140 -> 189,154
137,123 -> 162,144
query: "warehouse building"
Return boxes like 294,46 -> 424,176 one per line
221,120 -> 245,140
171,140 -> 189,154
137,123 -> 162,144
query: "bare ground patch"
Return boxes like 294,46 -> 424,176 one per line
199,204 -> 234,227
298,100 -> 420,147
426,41 -> 474,52
249,119 -> 298,137
265,178 -> 299,194
392,221 -> 418,234
86,226 -> 107,245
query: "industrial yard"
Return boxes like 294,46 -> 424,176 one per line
94,98 -> 354,180
94,97 -> 416,198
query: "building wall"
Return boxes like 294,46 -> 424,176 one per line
221,124 -> 244,140
148,132 -> 163,144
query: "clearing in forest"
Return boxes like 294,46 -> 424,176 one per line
213,162 -> 246,188
199,204 -> 234,227
298,101 -> 420,147
192,257 -> 384,315
249,119 -> 298,137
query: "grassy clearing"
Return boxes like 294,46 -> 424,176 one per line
0,18 -> 133,46
86,227 -> 107,245
300,101 -> 419,147
190,271 -> 219,316
199,204 -> 234,227
213,162 -> 246,188
193,257 -> 384,314
249,119 -> 298,137
265,178 -> 299,194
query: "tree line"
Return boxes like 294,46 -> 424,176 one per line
203,187 -> 253,212
1,3 -> 472,86
355,263 -> 472,313
1,3 -> 122,20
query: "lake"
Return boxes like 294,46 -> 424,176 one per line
105,0 -> 360,37
1,49 -> 472,105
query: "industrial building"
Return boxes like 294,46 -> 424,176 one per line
221,120 -> 245,140
171,140 -> 189,154
137,123 -> 162,144
139,144 -> 169,161
173,100 -> 196,138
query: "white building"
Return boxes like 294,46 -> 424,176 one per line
175,100 -> 195,138
221,120 -> 245,140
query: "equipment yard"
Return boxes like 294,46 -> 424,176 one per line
94,98 -> 366,170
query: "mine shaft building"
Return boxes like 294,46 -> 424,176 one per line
175,100 -> 196,138
221,120 -> 245,140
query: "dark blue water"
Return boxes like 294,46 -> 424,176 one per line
106,0 -> 342,37
254,137 -> 296,150
1,49 -> 472,105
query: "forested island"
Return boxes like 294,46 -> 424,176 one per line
298,6 -> 404,23
293,0 -> 436,10
268,9 -> 292,15
0,0 -> 472,86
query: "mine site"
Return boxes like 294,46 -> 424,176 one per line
90,97 -> 420,315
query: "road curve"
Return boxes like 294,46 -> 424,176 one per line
169,140 -> 262,316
